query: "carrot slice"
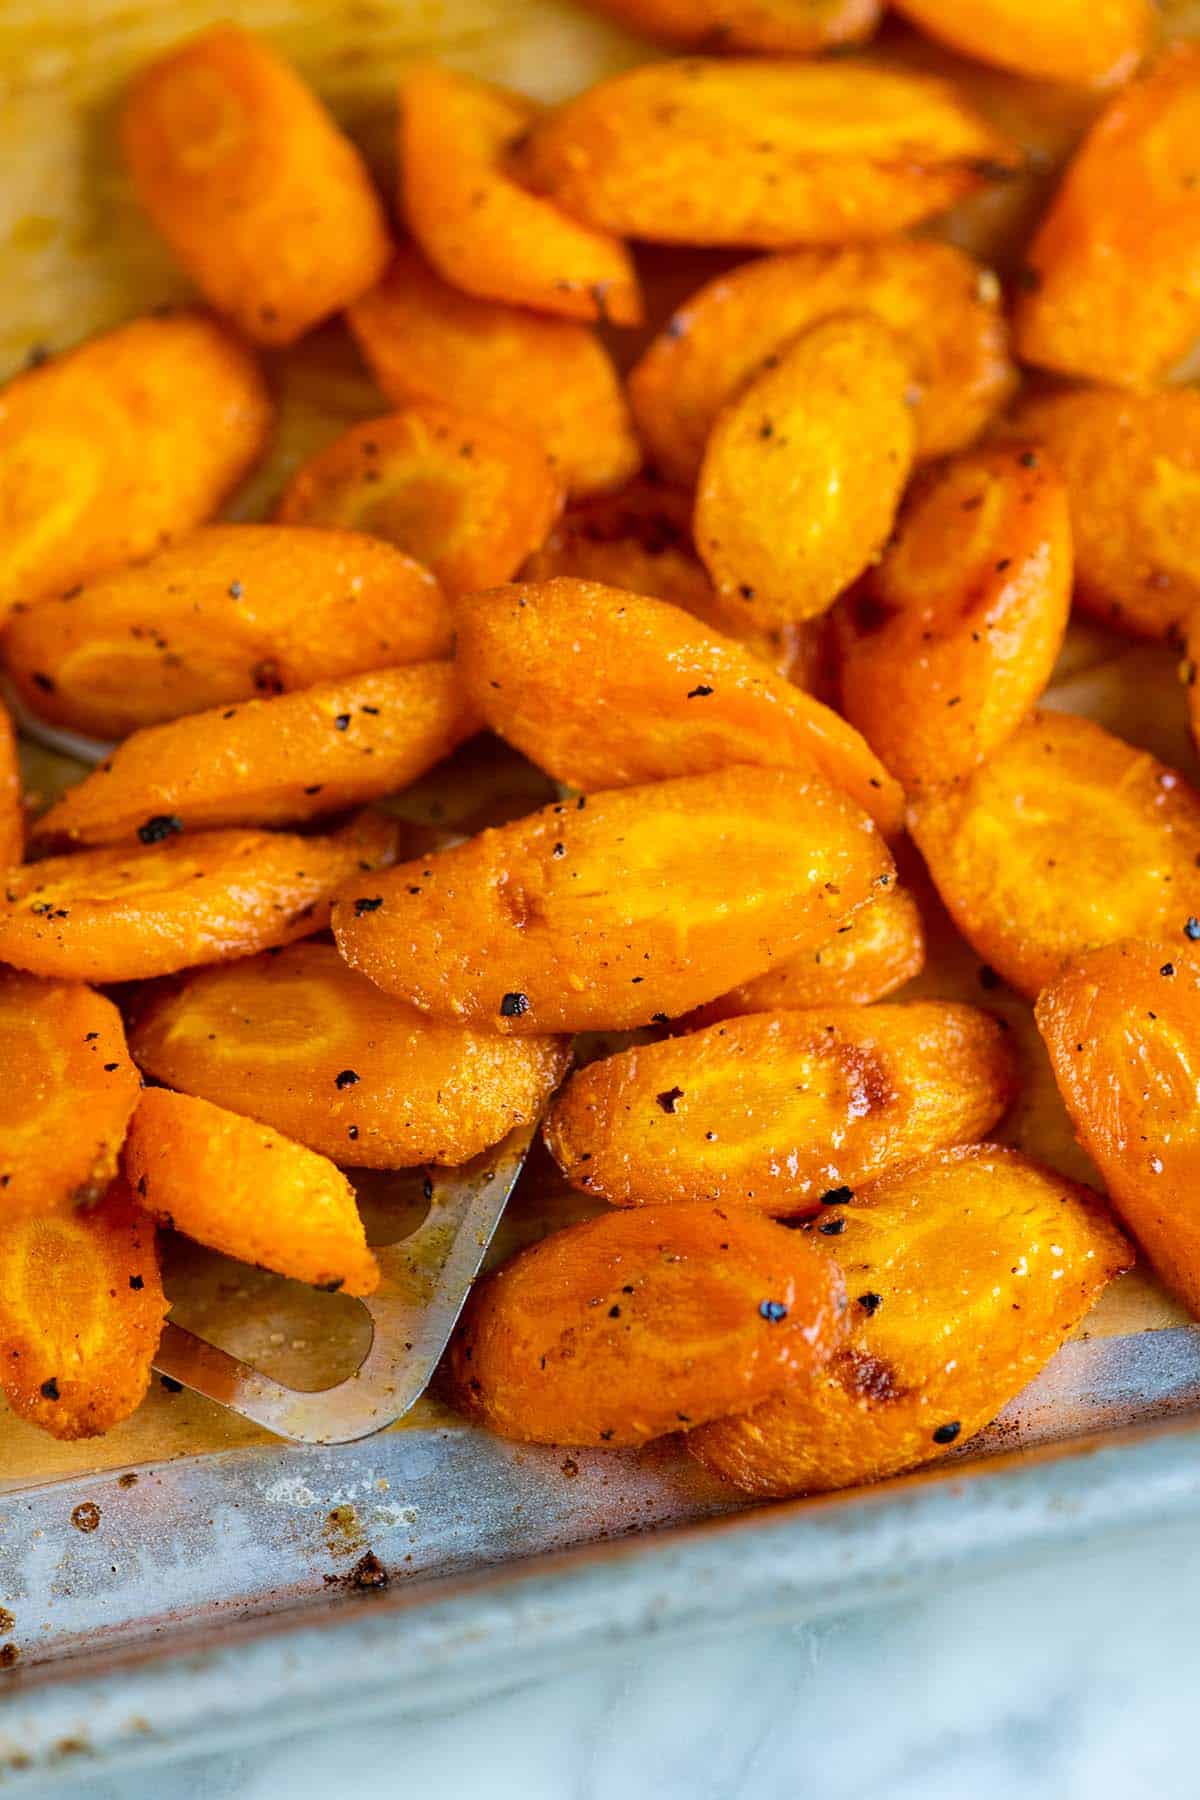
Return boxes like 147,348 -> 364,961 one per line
445,1203 -> 846,1446
346,249 -> 640,497
892,0 -> 1153,85
696,313 -> 916,629
578,0 -> 882,52
545,1001 -> 1016,1214
5,525 -> 451,740
836,445 -> 1072,790
1014,45 -> 1200,389
0,310 -> 271,621
688,883 -> 925,1023
629,241 -> 1014,487
910,711 -> 1200,999
400,65 -> 640,326
1038,941 -> 1200,1317
128,942 -> 570,1169
35,664 -> 477,848
124,1088 -> 379,1296
0,810 -> 398,984
0,701 -> 21,868
120,22 -> 391,346
333,765 -> 894,1033
455,579 -> 904,833
0,972 -> 141,1218
689,1146 -> 1131,1495
516,58 -> 1018,247
0,1181 -> 167,1440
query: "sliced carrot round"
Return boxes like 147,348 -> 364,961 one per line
124,1088 -> 379,1296
128,942 -> 569,1169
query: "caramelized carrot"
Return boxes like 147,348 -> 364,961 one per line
892,0 -> 1153,86
579,0 -> 882,52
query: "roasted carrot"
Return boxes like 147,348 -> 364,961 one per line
274,405 -> 562,595
891,0 -> 1153,85
5,525 -> 451,740
121,23 -> 391,345
346,249 -> 640,497
0,810 -> 398,984
128,942 -> 569,1169
0,311 -> 271,621
578,0 -> 882,52
0,1180 -> 166,1440
0,700 -> 21,868
445,1203 -> 846,1445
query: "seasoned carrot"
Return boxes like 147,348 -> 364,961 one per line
579,0 -> 882,52
274,405 -> 562,596
545,1002 -> 1016,1214
629,241 -> 1014,488
5,525 -> 451,740
346,250 -> 640,497
516,59 -> 1018,247
0,972 -> 141,1219
455,579 -> 904,833
333,765 -> 893,1033
124,1089 -> 379,1296
688,1147 -> 1131,1496
0,810 -> 398,984
0,311 -> 271,621
690,883 -> 925,1023
0,1180 -> 166,1440
836,446 -> 1072,790
696,314 -> 916,629
891,0 -> 1153,86
910,712 -> 1200,999
121,23 -> 391,346
128,943 -> 570,1169
400,65 -> 640,326
0,700 -> 20,868
35,664 -> 477,848
445,1203 -> 846,1446
1014,45 -> 1200,389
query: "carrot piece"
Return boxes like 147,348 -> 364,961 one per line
346,249 -> 640,497
545,1001 -> 1016,1214
120,23 -> 391,346
629,241 -> 1014,488
274,405 -> 562,596
515,59 -> 1019,247
696,313 -> 916,628
400,65 -> 640,326
0,701 -> 21,868
0,1181 -> 166,1440
891,0 -> 1153,85
688,1146 -> 1131,1496
0,311 -> 271,622
1014,45 -> 1200,388
578,0 -> 882,52
35,664 -> 477,848
909,711 -> 1200,1000
128,942 -> 570,1170
689,883 -> 925,1023
1002,387 -> 1200,642
1038,941 -> 1200,1317
0,810 -> 398,984
124,1088 -> 378,1296
445,1202 -> 846,1446
0,972 -> 141,1219
455,579 -> 904,833
836,445 -> 1073,790
333,765 -> 894,1033
5,525 -> 451,741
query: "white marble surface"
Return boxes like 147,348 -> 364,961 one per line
62,1515 -> 1200,1800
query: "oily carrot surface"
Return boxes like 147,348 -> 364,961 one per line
0,310 -> 271,622
35,664 -> 477,847
0,810 -> 398,983
5,525 -> 451,740
121,22 -> 391,345
124,1088 -> 379,1295
0,971 -> 141,1219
